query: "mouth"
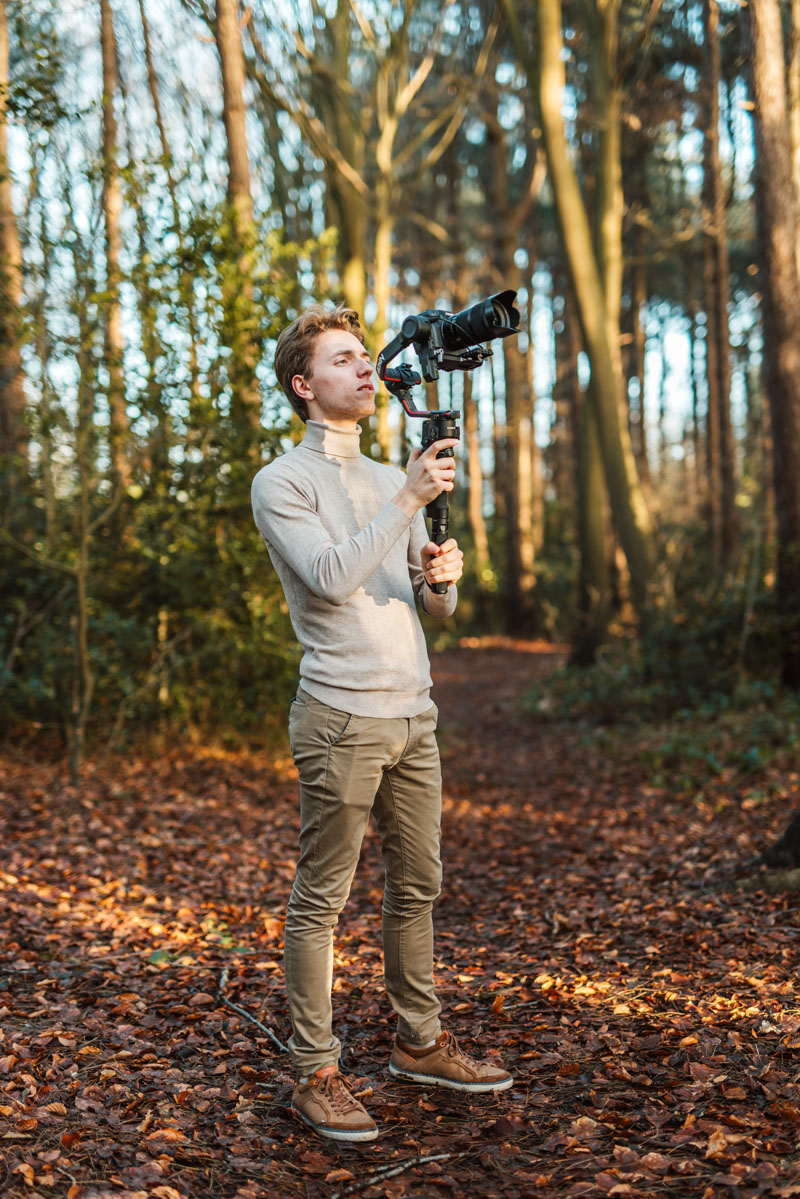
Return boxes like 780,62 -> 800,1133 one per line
358,384 -> 375,393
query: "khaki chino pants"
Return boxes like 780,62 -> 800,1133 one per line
285,687 -> 443,1077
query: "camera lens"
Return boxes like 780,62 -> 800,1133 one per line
444,289 -> 520,349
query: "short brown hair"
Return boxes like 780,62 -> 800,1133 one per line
274,303 -> 366,421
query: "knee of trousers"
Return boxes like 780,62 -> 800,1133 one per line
285,881 -> 351,932
382,873 -> 442,917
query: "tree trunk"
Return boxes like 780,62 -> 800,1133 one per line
572,389 -> 610,665
748,0 -> 800,689
462,371 -> 491,579
67,241 -> 98,783
502,332 -> 537,631
630,225 -> 651,487
0,0 -> 26,486
215,0 -> 261,450
99,0 -> 131,490
486,86 -> 536,631
703,0 -> 738,564
526,251 -> 545,555
372,177 -> 393,461
32,175 -> 56,550
138,0 -> 202,420
788,0 -> 800,275
550,279 -> 579,528
526,0 -> 654,624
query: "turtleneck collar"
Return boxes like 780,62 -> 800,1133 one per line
301,419 -> 363,459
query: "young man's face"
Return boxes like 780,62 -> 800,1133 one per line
293,329 -> 376,426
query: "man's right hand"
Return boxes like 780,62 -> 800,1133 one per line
392,439 -> 458,517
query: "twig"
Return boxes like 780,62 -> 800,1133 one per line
217,966 -> 289,1054
331,1153 -> 459,1199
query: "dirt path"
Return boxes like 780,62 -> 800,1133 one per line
1,643 -> 799,1198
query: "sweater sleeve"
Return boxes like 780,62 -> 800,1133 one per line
408,509 -> 458,619
251,467 -> 414,606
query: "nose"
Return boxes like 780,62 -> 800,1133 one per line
357,358 -> 373,377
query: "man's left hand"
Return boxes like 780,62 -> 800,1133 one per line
421,538 -> 464,589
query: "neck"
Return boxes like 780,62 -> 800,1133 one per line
305,403 -> 361,433
302,419 -> 362,459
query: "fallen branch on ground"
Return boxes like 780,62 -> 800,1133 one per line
331,1153 -> 461,1199
217,965 -> 289,1054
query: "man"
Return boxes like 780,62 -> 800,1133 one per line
251,304 -> 512,1143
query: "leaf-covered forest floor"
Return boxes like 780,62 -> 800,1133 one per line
2,640 -> 800,1199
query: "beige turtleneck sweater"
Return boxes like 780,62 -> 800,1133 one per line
250,420 -> 457,717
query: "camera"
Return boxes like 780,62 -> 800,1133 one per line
376,288 -> 520,594
377,289 -> 520,387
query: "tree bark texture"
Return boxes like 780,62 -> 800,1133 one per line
572,389 -> 610,664
630,225 -> 651,488
789,0 -> 800,275
748,0 -> 800,688
100,0 -> 131,489
462,371 -> 491,578
215,0 -> 261,444
138,0 -> 202,419
702,0 -> 738,563
312,0 -> 367,318
0,0 -> 26,481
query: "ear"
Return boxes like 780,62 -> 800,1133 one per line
291,373 -> 314,402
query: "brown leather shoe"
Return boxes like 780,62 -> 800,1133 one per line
290,1070 -> 379,1142
390,1030 -> 513,1093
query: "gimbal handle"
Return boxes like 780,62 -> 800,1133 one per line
376,354 -> 459,596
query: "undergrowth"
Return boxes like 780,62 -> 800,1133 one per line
524,615 -> 800,803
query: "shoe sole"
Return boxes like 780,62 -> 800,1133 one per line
290,1105 -> 379,1142
389,1063 -> 514,1092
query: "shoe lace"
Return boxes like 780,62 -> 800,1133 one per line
314,1072 -> 362,1115
440,1030 -> 481,1068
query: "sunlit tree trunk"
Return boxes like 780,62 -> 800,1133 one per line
0,0 -> 26,492
508,0 -> 654,626
526,236 -> 545,557
138,0 -> 202,420
100,0 -> 131,489
748,0 -> 800,690
789,0 -> 800,274
32,173 -> 55,549
215,0 -> 261,452
64,221 -> 98,782
372,187 -> 393,460
703,0 -> 738,564
309,0 -> 367,318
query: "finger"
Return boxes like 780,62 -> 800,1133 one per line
421,438 -> 459,457
431,557 -> 462,577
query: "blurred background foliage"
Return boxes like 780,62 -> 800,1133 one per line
2,0 -> 800,776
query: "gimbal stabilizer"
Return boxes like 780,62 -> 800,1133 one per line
376,290 -> 520,594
